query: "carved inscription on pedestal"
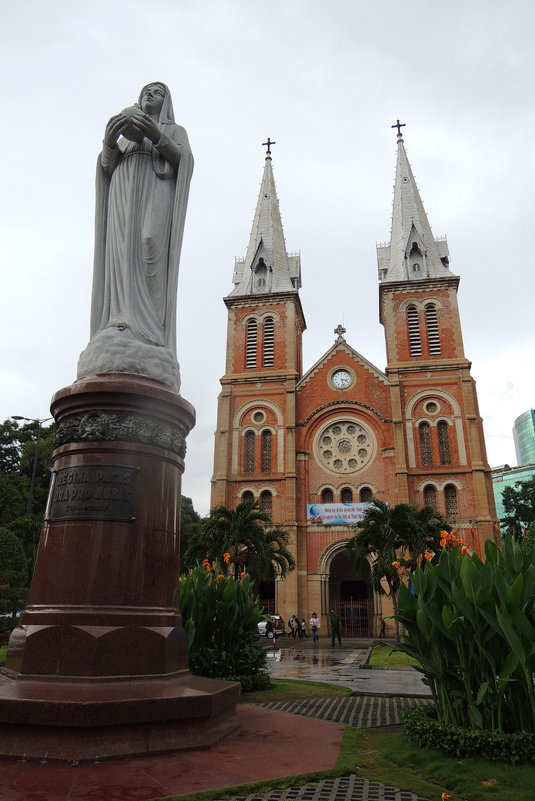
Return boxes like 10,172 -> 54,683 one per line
49,465 -> 139,522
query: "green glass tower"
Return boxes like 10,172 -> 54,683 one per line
513,410 -> 535,467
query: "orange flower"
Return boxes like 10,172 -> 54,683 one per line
461,546 -> 468,555
424,551 -> 434,560
223,552 -> 230,563
240,571 -> 246,580
189,569 -> 193,575
202,559 -> 211,571
178,577 -> 182,583
441,793 -> 452,801
440,530 -> 451,541
440,538 -> 447,547
392,561 -> 400,569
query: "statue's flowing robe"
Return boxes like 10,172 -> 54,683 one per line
90,114 -> 193,358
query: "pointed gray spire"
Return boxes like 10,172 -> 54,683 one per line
377,129 -> 454,283
230,153 -> 301,296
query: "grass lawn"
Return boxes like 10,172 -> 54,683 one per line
368,642 -> 420,668
243,678 -> 351,703
0,644 -> 7,663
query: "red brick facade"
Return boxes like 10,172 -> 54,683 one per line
210,150 -> 498,636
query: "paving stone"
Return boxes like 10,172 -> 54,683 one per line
214,773 -> 431,801
257,695 -> 432,728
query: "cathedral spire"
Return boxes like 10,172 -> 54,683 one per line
230,146 -> 301,296
377,124 -> 454,283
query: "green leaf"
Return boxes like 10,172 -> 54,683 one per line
468,703 -> 483,729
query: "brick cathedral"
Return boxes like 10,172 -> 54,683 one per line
210,128 -> 498,636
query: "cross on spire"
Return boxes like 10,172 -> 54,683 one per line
334,323 -> 346,341
262,137 -> 276,158
391,119 -> 406,138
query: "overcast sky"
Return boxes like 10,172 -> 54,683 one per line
1,1 -> 534,516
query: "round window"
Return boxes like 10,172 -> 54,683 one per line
315,419 -> 376,475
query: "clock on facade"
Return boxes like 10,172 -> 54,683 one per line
331,368 -> 353,389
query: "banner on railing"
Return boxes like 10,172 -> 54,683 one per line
306,502 -> 374,526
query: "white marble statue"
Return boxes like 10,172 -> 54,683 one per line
77,82 -> 194,390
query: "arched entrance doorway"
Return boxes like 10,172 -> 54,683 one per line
329,550 -> 372,636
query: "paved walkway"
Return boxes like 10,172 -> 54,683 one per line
265,636 -> 431,696
0,639 -> 434,801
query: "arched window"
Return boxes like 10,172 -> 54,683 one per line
425,304 -> 441,355
424,485 -> 437,508
263,317 -> 274,367
242,490 -> 254,505
419,422 -> 432,466
261,430 -> 272,472
360,487 -> 372,503
341,487 -> 353,503
260,490 -> 272,516
321,488 -> 334,504
445,485 -> 458,518
246,319 -> 257,368
407,305 -> 422,357
245,431 -> 255,473
438,421 -> 451,464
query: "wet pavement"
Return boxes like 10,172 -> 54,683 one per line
263,636 -> 431,696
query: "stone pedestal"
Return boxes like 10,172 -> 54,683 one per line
0,374 -> 239,761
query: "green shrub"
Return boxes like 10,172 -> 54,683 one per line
178,565 -> 267,682
395,536 -> 535,734
402,705 -> 535,763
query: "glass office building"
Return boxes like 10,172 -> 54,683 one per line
492,463 -> 535,525
513,409 -> 535,466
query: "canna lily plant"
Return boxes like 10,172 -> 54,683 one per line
394,535 -> 535,733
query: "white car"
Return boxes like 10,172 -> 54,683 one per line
257,615 -> 286,639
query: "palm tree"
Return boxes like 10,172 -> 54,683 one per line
345,500 -> 449,641
346,500 -> 413,641
184,499 -> 295,588
406,504 -> 450,572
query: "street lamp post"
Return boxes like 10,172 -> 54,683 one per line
11,416 -> 53,515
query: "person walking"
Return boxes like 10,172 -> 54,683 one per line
309,612 -> 320,644
301,618 -> 308,639
330,609 -> 342,646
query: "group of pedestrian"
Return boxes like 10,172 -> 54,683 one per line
288,614 -> 308,639
286,611 -> 341,646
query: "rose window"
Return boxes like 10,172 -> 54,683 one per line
315,420 -> 375,474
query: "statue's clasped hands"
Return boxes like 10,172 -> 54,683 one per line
104,106 -> 160,147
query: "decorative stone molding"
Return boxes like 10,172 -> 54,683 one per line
54,412 -> 187,458
299,400 -> 390,426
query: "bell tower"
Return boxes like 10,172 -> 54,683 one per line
211,143 -> 305,610
378,123 -> 498,554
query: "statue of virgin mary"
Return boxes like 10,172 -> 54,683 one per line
77,82 -> 194,390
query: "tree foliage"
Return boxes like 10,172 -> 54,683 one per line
179,495 -> 203,568
184,499 -> 295,588
501,477 -> 535,540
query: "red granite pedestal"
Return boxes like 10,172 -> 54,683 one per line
0,373 -> 240,761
